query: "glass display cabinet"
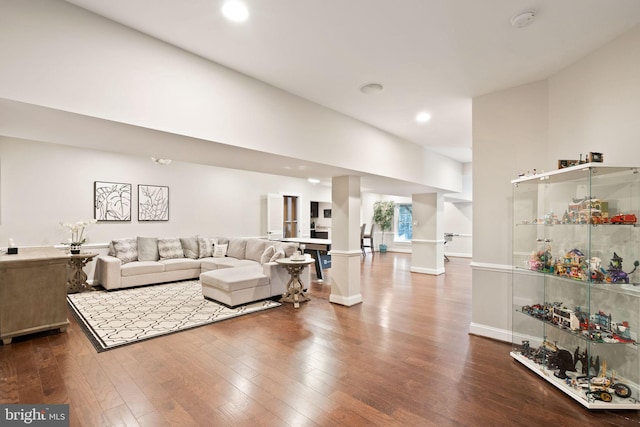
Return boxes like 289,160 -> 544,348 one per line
511,164 -> 640,409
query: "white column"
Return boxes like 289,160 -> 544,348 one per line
329,176 -> 363,306
411,192 -> 445,275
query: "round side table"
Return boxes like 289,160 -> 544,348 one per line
276,257 -> 314,308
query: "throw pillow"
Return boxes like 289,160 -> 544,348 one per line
213,243 -> 228,258
158,238 -> 184,260
180,236 -> 199,259
112,238 -> 138,264
226,238 -> 246,259
137,236 -> 159,261
260,245 -> 275,264
197,236 -> 214,258
270,250 -> 285,262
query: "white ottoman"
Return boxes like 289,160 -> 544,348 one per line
200,267 -> 270,307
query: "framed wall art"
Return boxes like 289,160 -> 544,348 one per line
138,184 -> 169,221
94,181 -> 132,222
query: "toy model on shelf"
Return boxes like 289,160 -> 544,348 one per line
512,164 -> 640,410
526,246 -> 639,285
517,341 -> 633,404
522,195 -> 639,226
520,302 -> 635,344
607,253 -> 639,284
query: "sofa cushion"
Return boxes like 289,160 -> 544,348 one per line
137,236 -> 159,261
201,257 -> 259,270
226,238 -> 246,259
121,261 -> 164,277
200,267 -> 269,292
197,236 -> 215,258
112,238 -> 138,264
158,238 -> 184,260
213,243 -> 228,258
270,250 -> 285,262
260,245 -> 276,265
245,239 -> 267,262
273,241 -> 298,257
180,236 -> 199,259
162,258 -> 201,272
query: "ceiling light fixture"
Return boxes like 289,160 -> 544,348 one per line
510,10 -> 536,28
308,178 -> 320,184
415,111 -> 431,123
360,83 -> 384,94
151,157 -> 172,165
222,1 -> 249,22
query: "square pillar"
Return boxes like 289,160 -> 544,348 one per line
329,176 -> 363,306
411,192 -> 445,275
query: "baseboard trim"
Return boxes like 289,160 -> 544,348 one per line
329,293 -> 363,306
445,252 -> 472,258
410,266 -> 445,275
468,322 -> 511,343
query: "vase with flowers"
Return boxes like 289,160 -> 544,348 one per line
61,219 -> 97,254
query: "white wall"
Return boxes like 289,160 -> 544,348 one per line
443,201 -> 472,257
471,80 -> 549,341
548,25 -> 640,166
0,137 -> 329,248
0,0 -> 462,193
471,24 -> 640,342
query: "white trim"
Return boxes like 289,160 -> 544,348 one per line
388,248 -> 412,254
411,239 -> 445,244
445,252 -> 472,258
410,266 -> 445,275
329,249 -> 362,257
469,261 -> 512,273
468,322 -> 511,343
329,294 -> 363,306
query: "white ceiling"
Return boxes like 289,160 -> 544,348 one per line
63,0 -> 640,165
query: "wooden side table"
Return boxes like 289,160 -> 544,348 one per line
67,252 -> 98,293
276,257 -> 314,308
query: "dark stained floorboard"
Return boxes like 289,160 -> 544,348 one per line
1,254 -> 639,426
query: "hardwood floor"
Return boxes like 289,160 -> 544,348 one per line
1,253 -> 640,426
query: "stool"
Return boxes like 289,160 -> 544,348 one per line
200,267 -> 270,307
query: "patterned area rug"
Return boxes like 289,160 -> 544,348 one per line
67,280 -> 280,352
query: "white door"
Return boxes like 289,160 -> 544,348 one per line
267,193 -> 283,240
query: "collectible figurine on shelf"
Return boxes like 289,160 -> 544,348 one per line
610,213 -> 637,224
555,248 -> 587,281
589,257 -> 607,282
574,347 -> 600,376
576,360 -> 632,402
607,252 -> 639,284
527,246 -> 553,272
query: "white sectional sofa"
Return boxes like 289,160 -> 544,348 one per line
95,236 -> 307,306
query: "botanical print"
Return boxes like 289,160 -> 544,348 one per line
138,185 -> 169,221
94,181 -> 131,221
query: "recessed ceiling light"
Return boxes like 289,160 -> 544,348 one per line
308,178 -> 320,184
360,83 -> 384,94
510,10 -> 536,28
415,112 -> 431,123
222,1 -> 249,22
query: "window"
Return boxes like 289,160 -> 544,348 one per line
396,204 -> 412,242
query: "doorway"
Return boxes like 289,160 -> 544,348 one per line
283,195 -> 298,238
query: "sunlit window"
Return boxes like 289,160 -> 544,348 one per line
396,204 -> 412,242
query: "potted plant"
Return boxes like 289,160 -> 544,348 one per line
373,201 -> 395,253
